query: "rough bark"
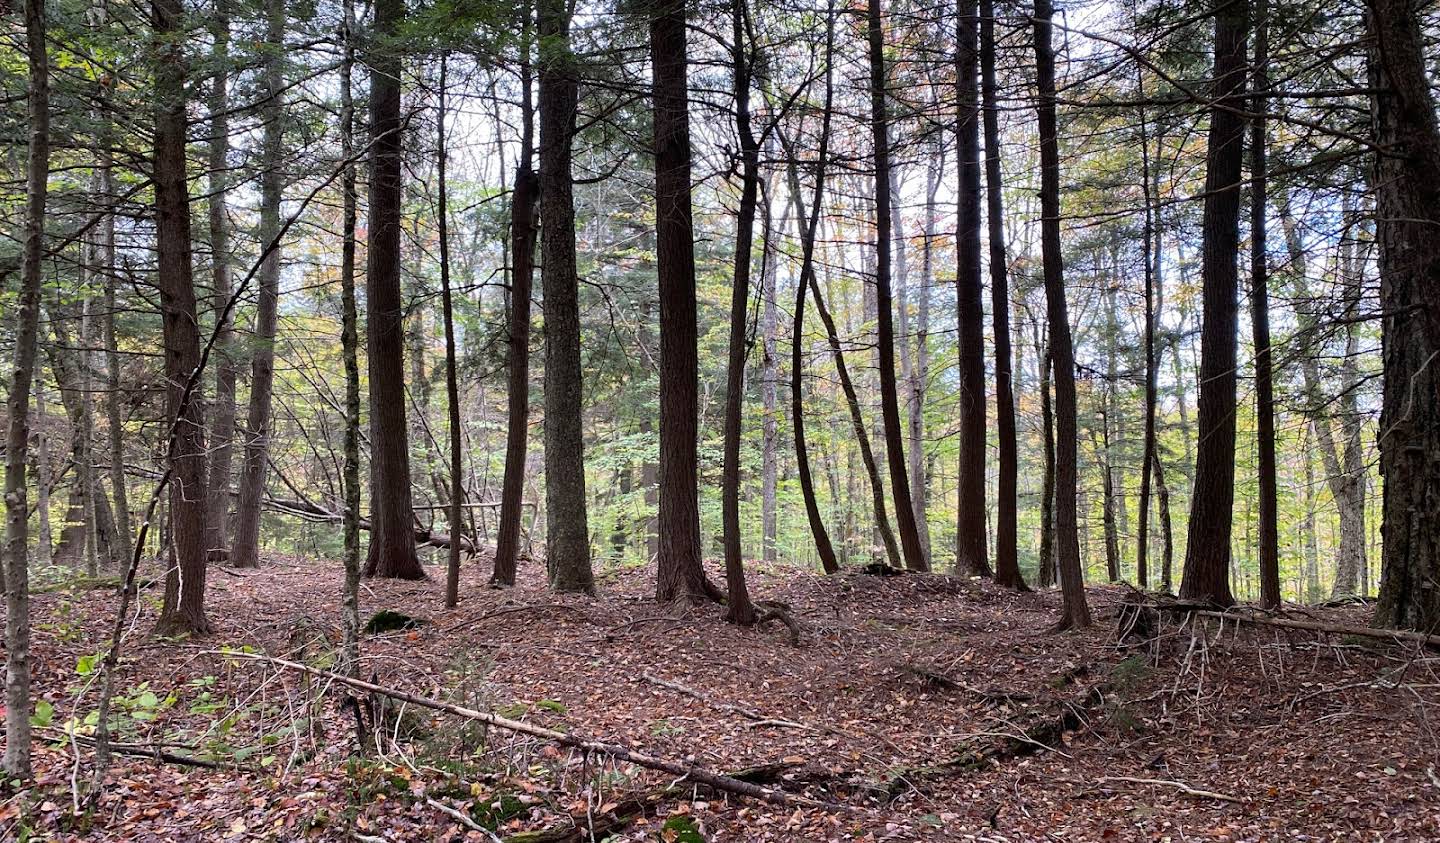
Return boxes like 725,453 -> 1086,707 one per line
1250,1 -> 1280,610
1367,0 -> 1440,632
1180,0 -> 1247,607
154,0 -> 212,635
1034,0 -> 1089,628
3,0 -> 48,776
231,0 -> 286,570
338,0 -> 362,675
540,0 -> 593,593
867,0 -> 929,572
362,0 -> 424,580
1136,93 -> 1158,592
438,56 -> 466,608
1037,323 -> 1056,589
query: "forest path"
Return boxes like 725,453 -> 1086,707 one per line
7,555 -> 1438,841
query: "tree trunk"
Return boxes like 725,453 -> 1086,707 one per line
231,0 -> 286,570
1367,0 -> 1440,632
337,0 -> 362,675
1180,0 -> 1247,607
910,149 -> 939,561
1249,0 -> 1280,609
1037,322 -> 1056,589
154,0 -> 211,635
788,3 -> 840,575
362,0 -> 424,580
760,174 -> 780,566
1033,0 -> 1089,628
653,0 -> 719,601
954,0 -> 989,577
867,0 -> 928,573
437,56 -> 466,608
493,5 -> 538,586
721,0 -> 759,624
540,0 -> 593,593
34,381 -> 52,569
981,0 -> 1023,589
1136,90 -> 1158,592
204,0 -> 238,564
3,0 -> 49,776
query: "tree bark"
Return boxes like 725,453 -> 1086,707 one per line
492,5 -> 538,586
1037,322 -> 1056,589
867,0 -> 929,572
3,0 -> 49,776
981,0 -> 1023,589
720,0 -> 759,624
338,0 -> 362,675
1367,0 -> 1440,632
653,0 -> 719,601
1033,0 -> 1089,628
1249,0 -> 1280,609
363,0 -> 423,580
153,0 -> 211,635
1180,0 -> 1247,607
231,0 -> 286,570
1136,86 -> 1158,592
437,56 -> 466,608
540,0 -> 593,593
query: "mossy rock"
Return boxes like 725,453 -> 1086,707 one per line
364,609 -> 427,634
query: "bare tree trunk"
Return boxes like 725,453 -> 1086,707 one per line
231,0 -> 286,570
1249,0 -> 1280,609
1181,0 -> 1247,607
34,381 -> 51,568
337,0 -> 362,675
981,0 -> 1023,589
204,0 -> 238,564
867,0 -> 928,572
760,173 -> 780,565
1033,0 -> 1089,627
437,56 -> 466,608
910,149 -> 939,561
1368,0 -> 1440,631
493,3 -> 538,587
154,0 -> 212,635
540,0 -> 593,593
1037,321 -> 1056,589
1136,83 -> 1158,592
3,0 -> 49,775
653,0 -> 719,601
363,0 -> 424,580
721,0 -> 760,623
787,2 -> 840,574
954,0 -> 989,577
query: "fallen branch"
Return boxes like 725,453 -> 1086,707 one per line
640,673 -> 809,730
223,652 -> 842,810
426,797 -> 502,841
47,730 -> 251,772
1131,597 -> 1440,649
1098,776 -> 1242,803
897,663 -> 1034,705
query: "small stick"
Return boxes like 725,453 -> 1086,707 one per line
1098,775 -> 1243,803
425,797 -> 501,841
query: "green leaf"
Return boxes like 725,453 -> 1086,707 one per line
76,654 -> 98,675
29,700 -> 54,729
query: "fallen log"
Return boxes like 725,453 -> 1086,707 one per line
265,497 -> 475,552
640,673 -> 809,730
1124,595 -> 1440,649
223,652 -> 843,810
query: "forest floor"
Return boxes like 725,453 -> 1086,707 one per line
4,554 -> 1439,842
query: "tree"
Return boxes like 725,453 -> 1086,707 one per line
492,2 -> 539,588
3,0 -> 50,777
338,0 -> 362,674
1249,0 -> 1280,610
981,0 -> 1025,590
954,0 -> 989,578
1180,0 -> 1248,607
154,0 -> 212,636
1367,0 -> 1440,631
363,0 -> 424,580
866,0 -> 928,572
231,0 -> 287,570
653,0 -> 720,601
720,0 -> 760,624
438,55 -> 466,608
539,0 -> 593,593
1034,0 -> 1090,628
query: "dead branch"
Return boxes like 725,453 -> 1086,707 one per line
640,673 -> 809,729
897,663 -> 1034,705
223,652 -> 844,810
1136,598 -> 1440,649
1098,775 -> 1242,803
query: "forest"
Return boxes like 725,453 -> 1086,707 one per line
1,0 -> 1439,836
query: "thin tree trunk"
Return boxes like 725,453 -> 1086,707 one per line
653,0 -> 719,601
1250,0 -> 1280,609
493,1 -> 538,587
910,149 -> 939,561
337,0 -> 362,675
204,0 -> 238,563
154,0 -> 212,635
34,381 -> 51,568
541,0 -> 593,593
760,173 -> 780,566
981,0 -> 1023,589
1180,0 -> 1247,607
954,0 -> 989,577
1033,0 -> 1089,628
721,0 -> 759,623
867,0 -> 928,572
437,56 -> 466,608
1037,322 -> 1056,589
1136,81 -> 1158,592
232,0 -> 286,569
363,0 -> 424,580
3,0 -> 49,775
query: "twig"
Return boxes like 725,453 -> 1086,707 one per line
640,673 -> 810,730
426,797 -> 501,841
1098,775 -> 1242,803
